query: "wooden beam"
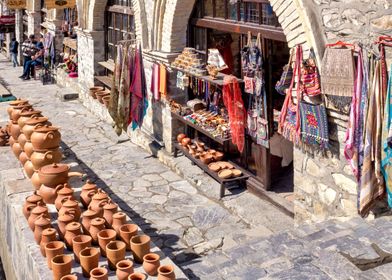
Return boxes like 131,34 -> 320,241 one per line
107,5 -> 134,15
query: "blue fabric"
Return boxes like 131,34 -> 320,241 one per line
23,60 -> 41,78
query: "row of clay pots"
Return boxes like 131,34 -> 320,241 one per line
89,86 -> 111,108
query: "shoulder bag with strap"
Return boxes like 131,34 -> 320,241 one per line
275,50 -> 294,95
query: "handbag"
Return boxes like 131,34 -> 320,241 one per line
244,76 -> 254,94
301,50 -> 321,97
275,50 -> 294,95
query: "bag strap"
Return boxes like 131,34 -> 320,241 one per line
246,31 -> 252,47
256,33 -> 262,50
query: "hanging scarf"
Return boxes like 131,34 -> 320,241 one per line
109,44 -> 123,135
118,45 -> 131,131
222,76 -> 246,152
151,63 -> 160,101
381,64 -> 392,209
159,64 -> 167,98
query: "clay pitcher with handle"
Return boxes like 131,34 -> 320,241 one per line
80,180 -> 98,207
23,191 -> 43,220
38,163 -> 84,187
54,184 -> 74,211
34,214 -> 52,244
39,184 -> 64,204
58,196 -> 81,221
31,125 -> 61,150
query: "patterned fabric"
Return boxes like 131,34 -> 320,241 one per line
109,44 -> 123,135
299,102 -> 329,149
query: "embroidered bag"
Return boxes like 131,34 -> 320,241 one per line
275,50 -> 294,95
244,76 -> 255,94
301,50 -> 321,97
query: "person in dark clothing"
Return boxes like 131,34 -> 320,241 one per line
9,38 -> 19,67
22,42 -> 44,80
19,34 -> 37,78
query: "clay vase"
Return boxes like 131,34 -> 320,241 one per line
90,267 -> 108,280
22,117 -> 50,141
23,191 -> 43,220
116,259 -> 134,280
79,247 -> 100,277
34,214 -> 52,244
40,228 -> 57,257
89,217 -> 106,244
80,180 -> 98,207
143,253 -> 161,276
157,265 -> 176,280
129,272 -> 147,280
81,207 -> 99,233
90,189 -> 109,215
54,184 -> 75,211
130,235 -> 151,264
119,224 -> 138,251
28,202 -> 49,231
72,235 -> 92,263
23,160 -> 35,178
106,240 -> 126,270
45,241 -> 65,269
24,141 -> 34,158
64,222 -> 82,250
31,125 -> 61,150
19,152 -> 29,165
111,212 -> 127,234
58,196 -> 81,221
17,109 -> 42,129
60,275 -> 78,280
12,142 -> 22,159
51,254 -> 73,280
10,122 -> 21,139
31,148 -> 63,170
97,229 -> 116,257
18,133 -> 27,150
39,184 -> 64,204
57,211 -> 75,239
103,199 -> 118,226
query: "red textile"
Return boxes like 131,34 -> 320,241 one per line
223,76 -> 246,152
130,45 -> 143,125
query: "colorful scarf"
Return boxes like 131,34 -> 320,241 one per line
109,44 -> 123,135
151,63 -> 160,101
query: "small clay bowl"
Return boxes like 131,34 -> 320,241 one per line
208,163 -> 221,172
232,169 -> 242,177
218,169 -> 233,179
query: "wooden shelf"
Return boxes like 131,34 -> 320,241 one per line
98,60 -> 115,72
94,75 -> 112,88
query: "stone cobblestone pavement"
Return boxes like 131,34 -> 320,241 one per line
1,56 -> 392,279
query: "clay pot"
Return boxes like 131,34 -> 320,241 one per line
96,90 -> 110,104
112,212 -> 127,234
11,104 -> 33,123
181,137 -> 191,147
8,136 -> 15,146
22,117 -> 50,141
64,222 -> 82,250
31,148 -> 63,170
57,211 -> 75,238
106,240 -> 126,270
18,133 -> 27,149
9,121 -> 21,139
54,184 -> 75,210
19,151 -> 29,165
24,141 -> 34,157
116,259 -> 134,280
129,272 -> 147,280
130,235 -> 151,264
81,207 -> 99,233
213,151 -> 224,161
80,180 -> 98,207
12,142 -> 22,159
31,125 -> 61,150
58,196 -> 81,221
60,275 -> 78,280
28,202 -> 49,231
40,227 -> 57,256
119,224 -> 138,251
89,86 -> 104,99
18,109 -> 42,129
90,189 -> 109,214
177,133 -> 186,143
103,199 -> 118,226
38,184 -> 63,204
72,235 -> 92,263
34,214 -> 52,244
79,247 -> 100,277
31,171 -> 41,190
157,265 -> 175,280
90,267 -> 108,280
200,154 -> 213,165
89,217 -> 106,244
102,96 -> 111,108
97,229 -> 116,257
38,163 -> 83,187
7,99 -> 29,119
23,160 -> 35,178
51,254 -> 73,280
143,253 -> 161,276
23,191 -> 43,220
45,241 -> 65,269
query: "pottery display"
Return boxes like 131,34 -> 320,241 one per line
54,184 -> 75,210
45,241 -> 65,269
181,137 -> 191,147
17,109 -> 42,129
90,267 -> 108,280
157,265 -> 176,280
17,133 -> 27,149
143,253 -> 161,276
64,222 -> 82,249
22,117 -> 50,141
60,275 -> 78,280
129,272 -> 147,280
116,259 -> 134,280
79,247 -> 100,277
72,235 -> 92,263
11,104 -> 33,123
23,191 -> 43,219
177,133 -> 186,143
81,207 -> 100,233
12,142 -> 22,159
28,202 -> 49,231
106,240 -> 126,270
31,125 -> 61,150
130,235 -> 151,263
89,86 -> 104,99
39,184 -> 64,204
57,211 -> 75,238
34,214 -> 52,244
7,99 -> 29,118
38,163 -> 83,187
19,151 -> 29,165
58,197 -> 81,221
89,217 -> 106,243
119,223 -> 138,251
103,199 -> 118,226
31,148 -> 63,170
40,228 -> 57,257
95,90 -> 110,104
80,180 -> 98,207
111,212 -> 127,234
51,254 -> 73,280
89,189 -> 109,214
97,229 -> 116,257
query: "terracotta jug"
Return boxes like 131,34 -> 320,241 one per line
129,272 -> 147,280
157,265 -> 176,280
97,229 -> 116,257
106,240 -> 126,270
81,207 -> 99,233
17,133 -> 27,149
23,159 -> 35,178
19,151 -> 29,165
111,212 -> 127,234
54,184 -> 75,210
40,227 -> 57,256
28,202 -> 49,231
24,205 -> 36,221
22,117 -> 50,141
38,163 -> 83,187
79,247 -> 100,277
31,125 -> 61,150
64,222 -> 82,250
103,199 -> 118,226
80,180 -> 98,207
31,171 -> 41,190
17,109 -> 42,129
23,191 -> 43,219
116,259 -> 134,280
60,275 -> 77,280
130,235 -> 151,264
24,141 -> 34,157
143,253 -> 161,276
51,254 -> 73,280
9,122 -> 21,139
7,99 -> 29,119
34,214 -> 52,244
58,196 -> 81,221
31,148 -> 63,170
90,267 -> 108,280
38,184 -> 63,204
89,189 -> 109,214
11,104 -> 33,122
12,142 -> 22,159
72,234 -> 92,263
57,211 -> 75,238
89,217 -> 106,244
8,136 -> 15,146
45,241 -> 65,269
119,224 -> 138,251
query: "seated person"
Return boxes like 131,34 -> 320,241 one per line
22,42 -> 44,80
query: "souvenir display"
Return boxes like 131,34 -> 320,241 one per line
171,47 -> 207,76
